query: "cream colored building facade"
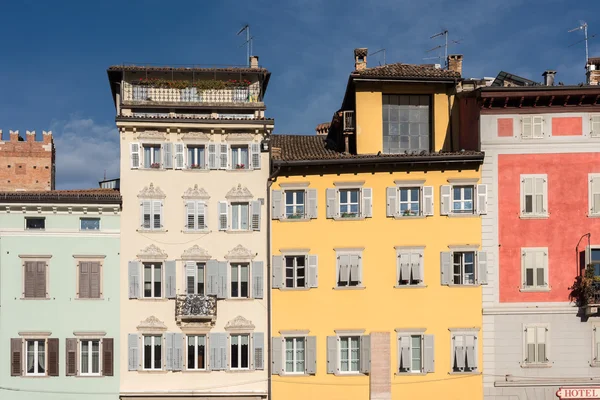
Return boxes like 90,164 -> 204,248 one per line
107,60 -> 272,399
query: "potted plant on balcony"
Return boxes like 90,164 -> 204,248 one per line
569,264 -> 600,313
150,163 -> 161,169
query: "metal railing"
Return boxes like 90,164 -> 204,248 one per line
123,84 -> 261,104
175,294 -> 217,320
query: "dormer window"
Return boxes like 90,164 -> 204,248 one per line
382,95 -> 430,154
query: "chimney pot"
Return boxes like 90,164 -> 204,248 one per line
542,70 -> 556,86
447,54 -> 463,76
354,48 -> 368,71
249,56 -> 259,69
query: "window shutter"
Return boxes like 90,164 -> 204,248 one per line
130,142 -> 140,169
465,335 -> 476,370
590,175 -> 600,215
185,201 -> 196,230
308,255 -> 319,288
422,186 -> 434,216
218,201 -> 228,231
386,187 -> 397,217
271,190 -> 282,219
128,261 -> 140,299
307,189 -> 318,219
165,260 -> 177,299
306,336 -> 317,374
35,262 -> 46,298
326,188 -> 336,218
175,143 -> 184,169
440,252 -> 452,285
339,254 -> 350,283
533,116 -> 543,138
197,201 -> 206,230
440,185 -> 451,215
477,251 -> 488,285
102,338 -> 114,376
253,332 -> 264,370
163,142 -> 173,169
592,115 -> 600,137
399,336 -> 410,372
360,335 -> 371,374
206,260 -> 219,296
11,338 -> 22,376
165,332 -> 174,371
185,261 -> 197,294
65,338 -> 77,376
128,334 -> 139,371
362,188 -> 373,218
217,261 -> 228,299
252,261 -> 264,299
326,336 -> 338,374
411,251 -> 422,282
423,334 -> 434,373
251,200 -> 261,231
48,338 -> 59,376
173,333 -> 183,371
476,184 -> 488,215
79,262 -> 90,299
220,144 -> 228,169
141,200 -> 151,229
251,143 -> 261,169
272,255 -> 283,289
24,262 -> 36,298
522,116 -> 532,138
90,262 -> 101,298
272,337 -> 282,375
208,144 -> 217,169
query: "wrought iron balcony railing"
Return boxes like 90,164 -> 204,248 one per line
122,83 -> 261,105
175,294 -> 217,321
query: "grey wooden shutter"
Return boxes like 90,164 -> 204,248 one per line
217,261 -> 228,299
48,338 -> 59,376
253,332 -> 264,370
208,144 -> 217,169
252,261 -> 264,299
308,255 -> 318,288
66,338 -> 77,376
128,334 -> 139,371
165,260 -> 177,299
326,188 -> 336,218
79,262 -> 90,299
386,187 -> 397,217
173,333 -> 183,371
251,143 -> 261,169
362,188 -> 372,218
11,338 -> 21,376
307,189 -> 318,219
35,262 -> 46,298
440,185 -> 451,215
251,200 -> 261,231
90,262 -> 101,298
306,336 -> 317,374
478,251 -> 488,285
360,335 -> 371,374
272,190 -> 282,219
327,336 -> 337,374
399,336 -> 410,372
24,262 -> 36,298
440,252 -> 452,285
272,337 -> 282,375
206,260 -> 219,296
102,338 -> 114,376
220,144 -> 228,169
424,335 -> 434,373
163,142 -> 173,169
423,186 -> 434,216
130,142 -> 140,169
128,261 -> 140,299
175,143 -> 184,169
218,201 -> 228,231
210,333 -> 221,370
165,332 -> 174,371
272,255 -> 283,289
477,184 -> 488,215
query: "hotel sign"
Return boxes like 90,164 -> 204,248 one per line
557,387 -> 600,399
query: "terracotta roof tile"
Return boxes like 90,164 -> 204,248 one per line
0,189 -> 122,204
353,63 -> 460,79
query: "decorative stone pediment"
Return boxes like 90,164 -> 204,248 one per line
182,184 -> 210,200
137,316 -> 167,332
224,315 -> 255,332
223,133 -> 255,142
181,132 -> 210,141
226,184 -> 253,200
182,245 -> 211,261
137,244 -> 168,260
138,183 -> 166,199
137,130 -> 166,140
225,244 -> 255,260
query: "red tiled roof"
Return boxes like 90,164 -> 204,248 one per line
0,189 -> 122,204
353,63 -> 460,79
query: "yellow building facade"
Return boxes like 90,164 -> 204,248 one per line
270,50 -> 485,400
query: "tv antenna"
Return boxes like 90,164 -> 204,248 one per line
568,21 -> 596,65
237,24 -> 253,66
426,30 -> 461,68
369,49 -> 386,65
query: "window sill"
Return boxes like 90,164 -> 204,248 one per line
136,229 -> 166,233
520,287 -> 550,293
519,215 -> 549,220
395,372 -> 428,376
277,218 -> 311,223
21,297 -> 50,300
393,215 -> 427,220
332,216 -> 366,221
394,284 -> 427,289
445,213 -> 478,218
448,370 -> 480,375
520,363 -> 552,369
333,286 -> 366,290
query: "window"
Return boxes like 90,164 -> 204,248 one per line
399,187 -> 420,216
80,340 -> 101,376
285,337 -> 305,374
141,200 -> 163,230
441,184 -> 487,216
285,190 -> 305,219
25,217 -> 45,230
523,325 -> 548,365
382,94 -> 430,153
25,339 -> 46,376
186,262 -> 205,295
23,261 -> 47,298
521,248 -> 548,290
336,252 -> 362,287
187,145 -> 205,169
285,256 -> 306,288
143,262 -> 162,298
521,175 -> 548,217
396,248 -> 424,286
78,261 -> 101,299
453,252 -> 475,285
339,336 -> 360,373
143,144 -> 161,168
143,335 -> 162,370
230,263 -> 249,298
231,202 -> 250,230
451,332 -> 477,373
592,115 -> 600,137
521,116 -> 544,139
185,201 -> 207,231
230,334 -> 250,370
452,186 -> 474,214
186,335 -> 206,370
80,218 -> 100,231
339,189 -> 360,218
231,145 -> 249,169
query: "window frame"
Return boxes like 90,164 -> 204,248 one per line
335,249 -> 364,289
79,339 -> 102,376
520,174 -> 548,218
230,202 -> 251,231
522,324 -> 550,367
382,94 -> 432,154
338,335 -> 361,374
231,144 -> 249,170
520,247 -> 549,292
452,251 -> 476,285
142,262 -> 163,299
79,217 -> 101,231
284,190 -> 306,219
450,330 -> 478,374
284,255 -> 307,289
142,143 -> 162,169
142,335 -> 163,371
24,338 -> 47,376
186,335 -> 207,371
230,262 -> 250,298
284,336 -> 306,375
229,334 -> 251,370
25,217 -> 45,230
338,188 -> 361,219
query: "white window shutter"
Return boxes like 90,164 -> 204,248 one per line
326,188 -> 337,218
476,184 -> 488,215
208,144 -> 217,169
362,188 -> 372,218
422,186 -> 434,216
251,143 -> 261,169
163,142 -> 173,169
590,174 -> 600,215
477,251 -> 488,285
533,116 -> 544,138
522,116 -> 532,138
197,201 -> 206,230
130,143 -> 140,169
251,200 -> 261,231
386,187 -> 397,217
307,189 -> 318,219
219,144 -> 228,169
308,255 -> 318,288
440,185 -> 451,215
218,201 -> 228,231
175,144 -> 184,169
272,190 -> 282,219
440,252 -> 452,285
185,201 -> 196,230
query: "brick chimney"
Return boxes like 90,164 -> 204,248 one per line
354,48 -> 368,71
249,55 -> 259,69
542,70 -> 556,86
587,57 -> 600,85
447,54 -> 463,76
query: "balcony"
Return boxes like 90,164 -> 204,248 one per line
175,294 -> 217,322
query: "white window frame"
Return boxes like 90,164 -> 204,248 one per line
186,262 -> 206,296
335,249 -> 364,288
520,174 -> 548,218
230,202 -> 251,231
284,255 -> 307,289
142,335 -> 163,371
592,115 -> 600,138
338,335 -> 361,374
284,336 -> 306,374
79,217 -> 100,231
143,262 -> 163,299
522,324 -> 549,367
450,329 -> 478,373
25,339 -> 47,376
451,185 -> 475,214
284,190 -> 306,219
79,339 -> 102,376
229,334 -> 250,370
521,247 -> 549,291
142,143 -> 162,169
452,251 -> 477,285
231,144 -> 249,170
186,145 -> 206,169
186,335 -> 207,371
521,116 -> 544,139
338,188 -> 361,218
230,263 -> 250,298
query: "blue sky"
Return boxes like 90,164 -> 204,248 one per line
0,0 -> 599,189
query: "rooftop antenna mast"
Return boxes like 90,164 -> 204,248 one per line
237,24 -> 252,66
369,49 -> 386,65
568,21 -> 594,65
